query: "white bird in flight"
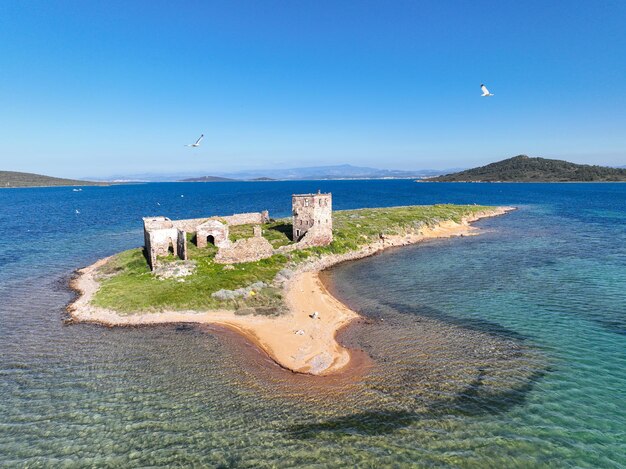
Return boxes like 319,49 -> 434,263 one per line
481,84 -> 494,97
185,134 -> 204,147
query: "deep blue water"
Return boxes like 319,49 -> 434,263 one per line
1,181 -> 625,467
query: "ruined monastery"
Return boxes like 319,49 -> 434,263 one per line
143,192 -> 332,270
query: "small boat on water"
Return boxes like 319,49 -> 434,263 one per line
72,188 -> 82,192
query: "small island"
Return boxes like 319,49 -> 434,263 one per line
424,155 -> 626,182
179,175 -> 237,182
68,194 -> 513,375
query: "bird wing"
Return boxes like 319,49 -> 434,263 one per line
481,84 -> 491,95
195,134 -> 204,145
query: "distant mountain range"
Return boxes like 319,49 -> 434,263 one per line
8,159 -> 625,187
95,164 -> 459,182
205,164 -> 454,181
0,171 -> 105,188
426,155 -> 626,182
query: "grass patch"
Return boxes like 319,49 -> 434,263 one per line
262,221 -> 293,248
228,221 -> 293,248
186,232 -> 217,259
93,249 -> 289,314
313,204 -> 490,256
228,224 -> 255,242
93,204 -> 494,314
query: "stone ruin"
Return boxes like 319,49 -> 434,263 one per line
143,194 -> 333,271
214,225 -> 275,264
143,217 -> 187,270
291,191 -> 333,246
196,219 -> 229,249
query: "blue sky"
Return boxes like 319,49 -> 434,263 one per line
1,1 -> 625,178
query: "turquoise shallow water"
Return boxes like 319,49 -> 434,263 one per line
0,181 -> 625,467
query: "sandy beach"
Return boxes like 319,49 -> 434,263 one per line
68,207 -> 514,375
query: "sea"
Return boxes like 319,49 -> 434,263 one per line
0,180 -> 624,467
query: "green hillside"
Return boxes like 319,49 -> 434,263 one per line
0,171 -> 104,188
427,155 -> 626,182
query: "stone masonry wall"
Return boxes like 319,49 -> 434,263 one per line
171,218 -> 211,233
171,211 -> 270,232
146,228 -> 184,269
292,193 -> 332,245
214,236 -> 274,264
292,196 -> 314,241
176,229 -> 187,261
223,211 -> 270,226
197,220 -> 230,249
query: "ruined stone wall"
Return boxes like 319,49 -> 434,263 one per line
176,229 -> 187,261
292,196 -> 315,241
144,227 -> 154,268
143,217 -> 187,270
221,211 -> 269,226
310,194 -> 332,245
171,211 -> 270,232
145,228 -> 183,270
197,220 -> 230,249
215,236 -> 274,264
171,218 -> 211,232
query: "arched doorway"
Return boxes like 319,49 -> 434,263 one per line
196,220 -> 229,248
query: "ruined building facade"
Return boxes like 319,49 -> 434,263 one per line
143,194 -> 332,271
143,217 -> 188,270
196,220 -> 230,249
292,191 -> 333,245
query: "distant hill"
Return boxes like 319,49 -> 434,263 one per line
98,164 -> 458,182
218,164 -> 447,180
180,175 -> 236,182
0,171 -> 105,188
426,156 -> 626,182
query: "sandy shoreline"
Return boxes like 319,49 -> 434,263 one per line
67,207 -> 514,376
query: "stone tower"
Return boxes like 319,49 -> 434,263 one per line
292,191 -> 332,245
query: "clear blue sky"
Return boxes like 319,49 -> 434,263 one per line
1,1 -> 625,178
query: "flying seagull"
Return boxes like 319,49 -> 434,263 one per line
481,84 -> 494,97
185,134 -> 204,147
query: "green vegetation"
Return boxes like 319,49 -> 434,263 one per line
186,233 -> 217,258
92,204 -> 493,314
427,155 -> 626,182
308,204 -> 486,256
222,222 -> 293,248
93,248 -> 289,314
261,221 -> 293,248
0,170 -> 107,188
228,224 -> 256,242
